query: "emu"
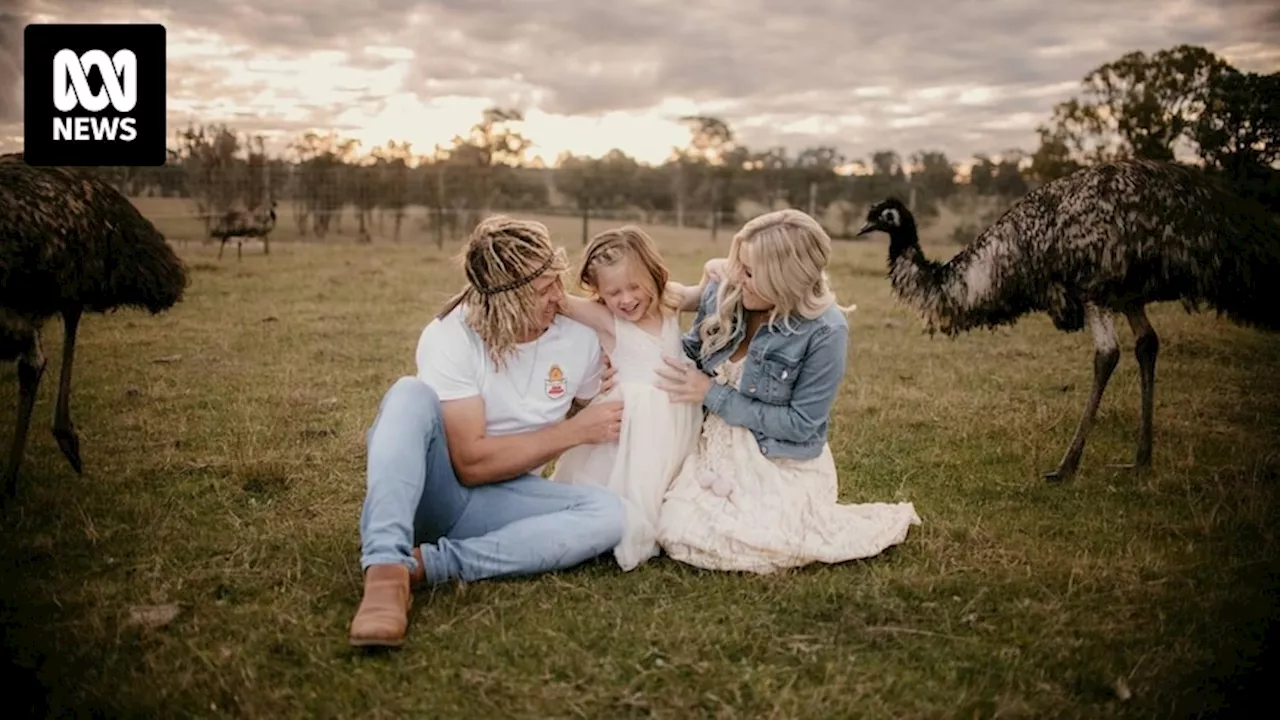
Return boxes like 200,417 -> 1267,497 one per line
857,159 -> 1280,482
212,199 -> 277,260
0,155 -> 189,496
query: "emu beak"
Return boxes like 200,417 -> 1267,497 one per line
856,221 -> 877,237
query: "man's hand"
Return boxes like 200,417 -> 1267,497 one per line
598,354 -> 617,397
442,395 -> 587,486
566,401 -> 624,445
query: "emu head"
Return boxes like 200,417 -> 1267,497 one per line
857,198 -> 913,237
858,198 -> 919,256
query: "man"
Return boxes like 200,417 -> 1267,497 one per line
349,216 -> 626,648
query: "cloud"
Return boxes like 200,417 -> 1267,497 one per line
0,2 -> 29,125
1221,0 -> 1280,33
22,0 -> 416,50
3,0 -> 1278,163
393,0 -> 1280,160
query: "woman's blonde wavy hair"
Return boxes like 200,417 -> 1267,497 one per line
699,209 -> 855,359
437,215 -> 568,368
578,225 -> 681,316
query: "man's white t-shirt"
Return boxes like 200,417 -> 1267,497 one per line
415,305 -> 605,437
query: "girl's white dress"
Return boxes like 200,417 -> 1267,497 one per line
656,357 -> 922,574
551,312 -> 702,570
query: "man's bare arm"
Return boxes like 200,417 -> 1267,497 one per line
440,397 -> 584,486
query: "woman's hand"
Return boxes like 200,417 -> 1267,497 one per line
655,355 -> 712,404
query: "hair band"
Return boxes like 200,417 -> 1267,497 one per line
475,251 -> 556,295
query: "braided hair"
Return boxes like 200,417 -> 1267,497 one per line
437,215 -> 568,368
577,225 -> 680,314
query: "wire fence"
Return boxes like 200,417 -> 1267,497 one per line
126,166 -> 828,244
120,162 -> 997,247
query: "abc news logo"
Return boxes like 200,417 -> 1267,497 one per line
53,49 -> 140,142
24,23 -> 167,167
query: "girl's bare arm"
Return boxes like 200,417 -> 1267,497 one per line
559,294 -> 616,340
671,257 -> 729,312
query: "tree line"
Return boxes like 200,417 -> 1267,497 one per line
88,43 -> 1276,246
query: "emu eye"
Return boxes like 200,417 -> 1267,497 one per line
883,208 -> 900,226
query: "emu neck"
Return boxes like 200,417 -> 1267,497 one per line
886,229 -> 953,330
887,229 -> 919,267
886,225 -> 939,291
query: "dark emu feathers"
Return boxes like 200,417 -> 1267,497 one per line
0,155 -> 189,497
858,159 -> 1280,481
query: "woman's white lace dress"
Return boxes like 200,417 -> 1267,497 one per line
656,357 -> 921,573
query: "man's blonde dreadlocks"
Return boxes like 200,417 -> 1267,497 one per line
437,216 -> 568,369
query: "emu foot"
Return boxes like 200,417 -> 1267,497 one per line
1043,468 -> 1075,483
53,425 -> 82,475
1110,444 -> 1153,474
1039,453 -> 1080,481
1106,461 -> 1151,475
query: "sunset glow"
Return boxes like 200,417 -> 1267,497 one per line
1,2 -> 1277,166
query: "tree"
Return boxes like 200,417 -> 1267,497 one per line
371,140 -> 414,242
749,147 -> 791,209
1193,69 -> 1280,172
173,123 -> 243,237
556,150 -> 640,243
865,150 -> 910,204
1039,44 -> 1232,162
447,107 -> 533,227
1192,69 -> 1280,211
789,145 -> 846,218
288,130 -> 359,239
1028,125 -> 1082,184
907,150 -> 957,221
990,149 -> 1030,198
909,150 -> 957,203
677,115 -> 738,237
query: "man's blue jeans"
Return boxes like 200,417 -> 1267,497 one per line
359,377 -> 625,584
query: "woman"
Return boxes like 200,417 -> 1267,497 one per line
654,209 -> 921,574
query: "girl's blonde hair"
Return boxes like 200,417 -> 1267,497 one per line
437,215 -> 568,368
578,225 -> 680,315
699,209 -> 855,358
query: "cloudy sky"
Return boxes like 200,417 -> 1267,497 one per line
1,0 -> 1278,167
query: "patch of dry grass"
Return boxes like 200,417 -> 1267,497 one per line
2,208 -> 1278,718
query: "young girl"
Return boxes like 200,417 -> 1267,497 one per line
550,226 -> 716,571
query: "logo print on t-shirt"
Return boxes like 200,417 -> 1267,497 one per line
545,364 -> 567,398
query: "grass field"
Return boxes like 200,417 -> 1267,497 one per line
2,202 -> 1279,718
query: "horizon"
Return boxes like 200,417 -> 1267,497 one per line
1,1 -> 1278,168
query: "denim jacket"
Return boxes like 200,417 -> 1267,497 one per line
682,281 -> 849,461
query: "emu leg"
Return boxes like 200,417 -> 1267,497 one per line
237,239 -> 243,261
218,238 -> 226,259
52,308 -> 83,474
1111,306 -> 1158,472
1046,305 -> 1120,482
6,334 -> 46,498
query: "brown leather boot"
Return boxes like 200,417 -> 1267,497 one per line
348,564 -> 412,648
411,547 -> 426,587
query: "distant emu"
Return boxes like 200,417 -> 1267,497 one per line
213,199 -> 278,260
858,160 -> 1280,482
0,154 -> 189,497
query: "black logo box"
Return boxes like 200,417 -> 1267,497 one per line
23,23 -> 167,167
